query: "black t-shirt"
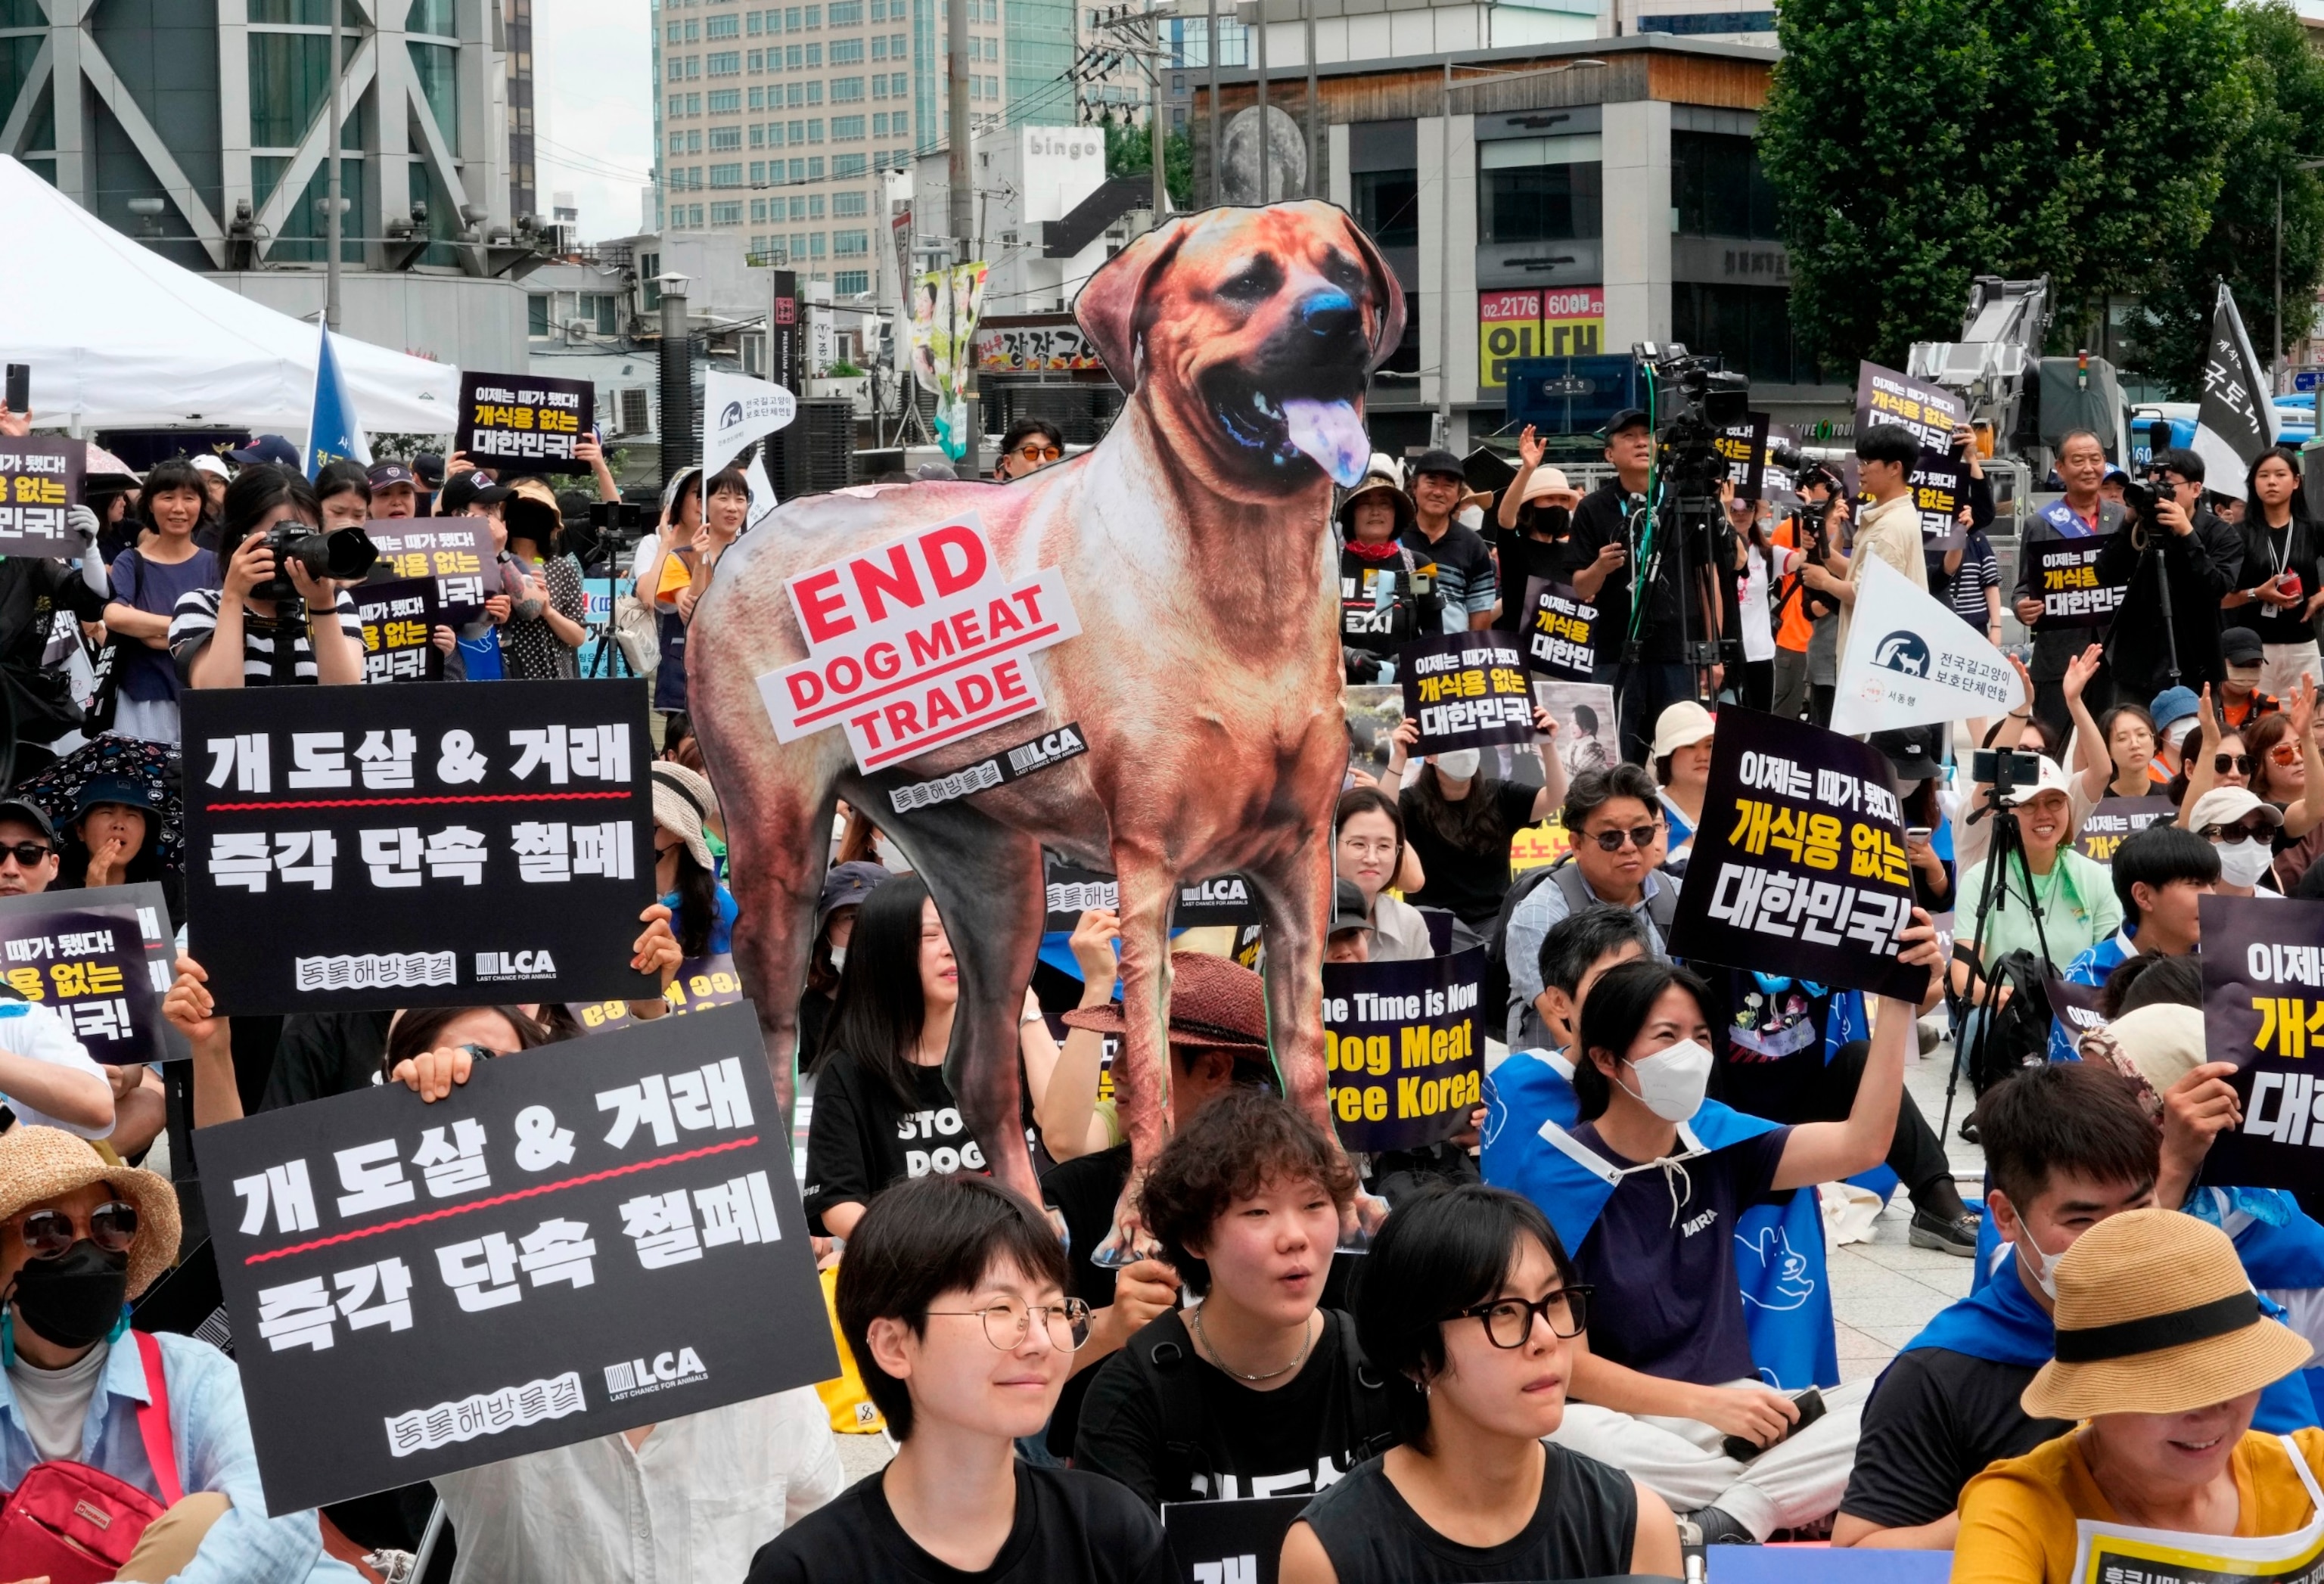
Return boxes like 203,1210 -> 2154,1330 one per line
1073,1309 -> 1377,1508
745,1463 -> 1174,1584
1567,480 -> 1678,664
1297,1446 -> 1636,1584
1490,526 -> 1575,637
1397,778 -> 1539,929
1400,520 -> 1497,632
803,1051 -> 983,1232
2236,515 -> 2324,645
1840,1346 -> 2069,1530
1704,968 -> 1844,1123
1568,1122 -> 1791,1384
259,1009 -> 396,1111
1044,1145 -> 1131,1312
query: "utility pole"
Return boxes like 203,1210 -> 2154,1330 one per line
325,0 -> 343,329
947,0 -> 980,476
1254,9 -> 1268,203
1303,0 -> 1317,200
1207,0 -> 1219,207
1152,8 -> 1169,222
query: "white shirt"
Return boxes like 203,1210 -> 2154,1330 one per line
1739,542 -> 1776,663
432,1387 -> 845,1584
0,1001 -> 110,1138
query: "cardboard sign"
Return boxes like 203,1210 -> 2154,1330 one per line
759,514 -> 1083,774
356,576 -> 441,685
1717,414 -> 1771,502
1041,855 -> 1261,931
0,884 -> 176,1064
567,953 -> 750,1036
0,436 -> 83,558
1520,578 -> 1599,684
194,1002 -> 834,1511
1398,632 -> 1536,755
1323,948 -> 1485,1152
183,681 -> 658,1014
2031,533 -> 2129,628
1161,1495 -> 1308,1584
2200,895 -> 2324,1190
2074,795 -> 2176,863
455,372 -> 593,473
363,520 -> 493,623
1909,452 -> 1967,550
1855,361 -> 1964,455
1667,709 -> 1928,1003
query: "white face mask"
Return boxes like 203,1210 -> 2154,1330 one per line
1435,748 -> 1481,781
2218,839 -> 2276,889
1617,1037 -> 1713,1123
1457,505 -> 1485,531
2164,717 -> 2198,753
828,946 -> 847,971
2014,1216 -> 2066,1302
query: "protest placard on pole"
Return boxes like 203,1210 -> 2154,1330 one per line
1829,557 -> 2024,736
183,680 -> 659,1014
2029,534 -> 2130,628
1398,632 -> 1536,755
1667,709 -> 1928,1002
1855,361 -> 1965,454
194,1002 -> 833,1512
0,436 -> 84,558
1909,452 -> 1967,550
1322,949 -> 1485,1151
2198,895 -> 2324,1189
362,520 -> 492,623
0,882 -> 177,1064
1162,1495 -> 1308,1584
455,372 -> 594,473
356,576 -> 442,685
1518,578 -> 1598,683
2073,796 -> 2176,862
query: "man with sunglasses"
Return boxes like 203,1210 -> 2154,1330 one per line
1502,764 -> 1676,1049
2189,785 -> 2286,899
996,418 -> 1066,481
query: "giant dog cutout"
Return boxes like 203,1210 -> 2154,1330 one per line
688,202 -> 1406,1225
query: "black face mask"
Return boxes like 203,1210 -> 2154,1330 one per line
1524,505 -> 1572,539
11,1241 -> 129,1352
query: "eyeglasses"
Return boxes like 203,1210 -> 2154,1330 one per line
1460,1285 -> 1593,1347
2270,741 -> 2304,766
926,1296 -> 1092,1351
17,1200 -> 137,1259
1585,824 -> 1659,853
0,843 -> 51,868
2215,753 -> 2257,775
2202,822 -> 2276,846
1014,443 -> 1062,464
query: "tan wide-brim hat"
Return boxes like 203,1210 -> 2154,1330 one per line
1518,466 -> 1581,508
0,1126 -> 181,1299
2022,1207 -> 2312,1421
651,762 -> 720,871
2104,1002 -> 2207,1098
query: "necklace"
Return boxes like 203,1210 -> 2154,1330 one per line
1191,1306 -> 1316,1384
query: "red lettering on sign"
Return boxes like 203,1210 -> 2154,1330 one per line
852,542 -> 923,623
865,641 -> 901,681
923,523 -> 987,595
795,569 -> 853,644
907,623 -> 955,667
994,658 -> 1030,701
987,594 -> 1025,638
884,700 -> 921,741
953,604 -> 984,648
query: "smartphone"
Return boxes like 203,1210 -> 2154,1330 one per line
1722,1387 -> 1828,1463
4,364 -> 26,415
1906,826 -> 1933,841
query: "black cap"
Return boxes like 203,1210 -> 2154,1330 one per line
2224,625 -> 2264,663
1603,408 -> 1651,439
1411,449 -> 1465,481
1329,878 -> 1372,934
469,481 -> 517,508
413,452 -> 447,487
437,471 -> 486,514
228,434 -> 300,468
367,460 -> 418,490
0,798 -> 57,847
1872,726 -> 1940,785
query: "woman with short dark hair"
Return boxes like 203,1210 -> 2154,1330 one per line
172,466 -> 363,688
104,458 -> 217,743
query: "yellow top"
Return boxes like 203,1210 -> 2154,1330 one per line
1954,1425 -> 2324,1584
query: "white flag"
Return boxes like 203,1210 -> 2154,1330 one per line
1830,556 -> 2026,735
703,368 -> 797,479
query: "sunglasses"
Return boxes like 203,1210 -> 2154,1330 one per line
0,842 -> 51,868
17,1200 -> 137,1260
1585,824 -> 1659,853
1014,443 -> 1062,464
2270,741 -> 2304,766
2215,753 -> 2256,775
2203,822 -> 2276,846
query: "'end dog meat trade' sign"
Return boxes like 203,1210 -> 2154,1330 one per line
759,514 -> 1082,772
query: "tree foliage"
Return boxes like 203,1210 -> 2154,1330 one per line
1102,119 -> 1195,210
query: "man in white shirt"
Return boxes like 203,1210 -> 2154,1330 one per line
0,799 -> 117,1139
1798,424 -> 1931,660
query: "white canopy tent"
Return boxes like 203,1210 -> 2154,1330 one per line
0,156 -> 461,434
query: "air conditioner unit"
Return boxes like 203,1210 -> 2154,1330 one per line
565,318 -> 593,344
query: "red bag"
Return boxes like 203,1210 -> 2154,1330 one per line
0,1331 -> 181,1584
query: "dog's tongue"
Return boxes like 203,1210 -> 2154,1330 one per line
1283,398 -> 1370,486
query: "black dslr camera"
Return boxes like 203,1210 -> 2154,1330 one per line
255,522 -> 378,604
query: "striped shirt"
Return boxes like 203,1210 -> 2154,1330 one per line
169,586 -> 364,685
1942,531 -> 2001,629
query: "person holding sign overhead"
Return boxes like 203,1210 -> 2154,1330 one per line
1379,708 -> 1565,932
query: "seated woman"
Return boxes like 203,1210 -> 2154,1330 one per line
1956,1209 -> 2323,1582
1073,1087 -> 1394,1508
1282,1183 -> 1681,1582
1333,787 -> 1431,962
54,773 -> 176,921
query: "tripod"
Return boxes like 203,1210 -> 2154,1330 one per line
1939,765 -> 2060,1147
2133,506 -> 2183,688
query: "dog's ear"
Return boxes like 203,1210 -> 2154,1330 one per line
1074,216 -> 1193,388
1331,205 -> 1408,374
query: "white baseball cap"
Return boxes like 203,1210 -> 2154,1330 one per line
2188,785 -> 2283,833
1651,700 -> 1716,760
191,454 -> 231,480
1996,754 -> 2074,805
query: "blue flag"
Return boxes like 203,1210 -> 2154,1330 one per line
303,321 -> 371,480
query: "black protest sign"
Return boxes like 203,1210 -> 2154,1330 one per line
364,520 -> 492,622
567,953 -> 749,1036
1162,1495 -> 1307,1584
0,436 -> 84,558
1520,577 -> 1598,683
1909,452 -> 1967,550
1040,854 -> 1260,931
455,372 -> 593,474
2046,972 -> 2108,1053
1667,710 -> 1928,1002
194,1002 -> 833,1512
2031,533 -> 2129,628
2195,895 -> 2324,1190
1717,413 -> 1771,501
1855,361 -> 1964,454
1322,948 -> 1485,1152
884,722 -> 1088,818
183,680 -> 658,1014
1398,632 -> 1536,755
356,576 -> 441,685
0,883 -> 176,1064
2074,795 -> 2176,863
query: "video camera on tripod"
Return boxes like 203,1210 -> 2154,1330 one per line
1628,343 -> 1751,672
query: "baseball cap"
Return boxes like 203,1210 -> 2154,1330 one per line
1602,407 -> 1651,439
1411,449 -> 1465,481
1329,878 -> 1372,936
228,434 -> 300,468
1996,754 -> 2074,806
2224,626 -> 2264,665
437,471 -> 488,514
2148,685 -> 2200,735
468,480 -> 516,508
413,452 -> 448,488
1872,726 -> 1940,786
368,460 -> 418,491
818,861 -> 890,930
0,799 -> 58,847
2189,785 -> 2283,833
190,454 -> 231,482
1651,700 -> 1716,760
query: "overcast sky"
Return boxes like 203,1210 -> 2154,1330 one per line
535,1 -> 657,242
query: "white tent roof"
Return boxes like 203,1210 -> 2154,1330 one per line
0,156 -> 461,433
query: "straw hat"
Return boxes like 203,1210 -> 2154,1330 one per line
2103,1002 -> 2207,1098
651,762 -> 719,871
2021,1207 -> 2312,1421
1335,463 -> 1415,538
1063,949 -> 1269,1052
0,1127 -> 181,1299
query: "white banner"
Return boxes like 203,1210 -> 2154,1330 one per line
703,369 -> 797,480
1830,556 -> 2025,735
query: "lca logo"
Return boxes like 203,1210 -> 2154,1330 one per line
604,1347 -> 708,1401
476,949 -> 558,981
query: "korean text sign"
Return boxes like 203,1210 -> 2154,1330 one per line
1397,632 -> 1536,753
0,437 -> 83,558
567,952 -> 748,1036
1909,452 -> 1967,550
362,520 -> 492,623
1520,579 -> 1597,684
758,514 -> 1083,774
2200,895 -> 2324,1191
1667,709 -> 1928,1002
1162,1495 -> 1308,1584
455,372 -> 594,473
194,1003 -> 835,1511
1323,949 -> 1485,1151
1716,415 -> 1770,502
1853,362 -> 1964,454
183,680 -> 658,1013
2073,795 -> 2176,863
0,884 -> 176,1064
1042,854 -> 1260,931
2031,534 -> 2128,627
356,577 -> 441,685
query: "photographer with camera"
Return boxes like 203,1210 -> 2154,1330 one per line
2013,430 -> 2125,743
1566,409 -> 1703,765
2096,447 -> 2243,701
171,466 -> 366,688
1797,424 -> 1929,657
1769,465 -> 1848,725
